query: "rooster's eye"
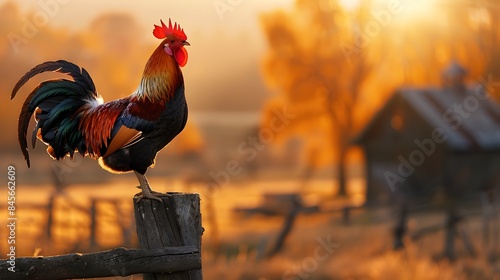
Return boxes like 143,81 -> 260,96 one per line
170,40 -> 175,43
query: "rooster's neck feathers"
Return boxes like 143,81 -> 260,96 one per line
133,43 -> 183,102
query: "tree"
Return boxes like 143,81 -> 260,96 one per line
260,0 -> 373,196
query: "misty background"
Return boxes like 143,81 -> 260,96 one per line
2,1 -> 500,279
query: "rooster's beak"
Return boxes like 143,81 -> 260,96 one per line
183,41 -> 190,46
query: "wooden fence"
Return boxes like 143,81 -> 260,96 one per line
0,193 -> 203,279
0,194 -> 135,252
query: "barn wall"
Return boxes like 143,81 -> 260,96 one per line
444,152 -> 500,201
363,96 -> 447,204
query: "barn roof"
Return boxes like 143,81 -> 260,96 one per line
354,84 -> 500,151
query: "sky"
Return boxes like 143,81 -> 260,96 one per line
6,0 -> 294,42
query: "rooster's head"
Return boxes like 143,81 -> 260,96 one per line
153,19 -> 190,67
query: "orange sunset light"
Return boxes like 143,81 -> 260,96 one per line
1,0 -> 500,279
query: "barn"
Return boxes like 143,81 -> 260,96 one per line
354,63 -> 500,204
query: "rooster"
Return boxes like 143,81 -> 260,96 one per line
11,19 -> 190,202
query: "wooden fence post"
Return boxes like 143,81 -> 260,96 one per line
45,195 -> 55,240
90,199 -> 97,248
134,193 -> 203,280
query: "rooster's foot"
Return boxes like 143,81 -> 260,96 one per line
135,186 -> 164,196
135,189 -> 163,203
134,171 -> 163,203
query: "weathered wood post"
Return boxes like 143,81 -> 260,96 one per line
342,206 -> 350,225
90,198 -> 98,248
45,195 -> 56,240
134,193 -> 203,280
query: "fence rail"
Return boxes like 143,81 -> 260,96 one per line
0,246 -> 200,280
0,192 -> 203,279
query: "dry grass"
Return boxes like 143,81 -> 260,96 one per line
1,179 -> 500,279
203,209 -> 500,280
199,179 -> 500,280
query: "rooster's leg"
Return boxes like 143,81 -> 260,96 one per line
134,171 -> 163,202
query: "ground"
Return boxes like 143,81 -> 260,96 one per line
1,178 -> 499,279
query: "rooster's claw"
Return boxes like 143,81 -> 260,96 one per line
135,192 -> 163,203
135,186 -> 164,203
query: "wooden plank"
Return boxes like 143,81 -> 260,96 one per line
172,194 -> 203,279
0,246 -> 200,280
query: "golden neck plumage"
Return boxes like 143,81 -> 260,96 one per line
133,44 -> 183,102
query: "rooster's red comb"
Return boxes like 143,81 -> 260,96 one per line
153,19 -> 187,40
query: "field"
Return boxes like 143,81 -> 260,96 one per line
1,176 -> 499,279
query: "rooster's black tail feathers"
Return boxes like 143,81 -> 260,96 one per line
11,60 -> 99,167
